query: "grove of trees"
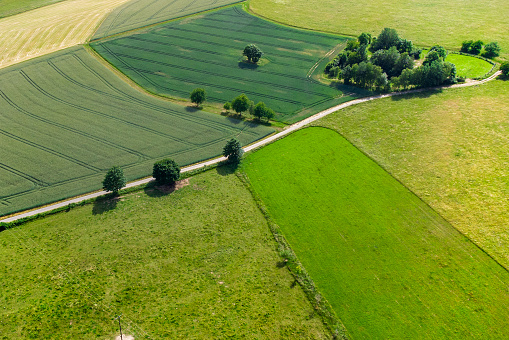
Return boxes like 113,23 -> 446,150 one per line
461,40 -> 501,58
325,28 -> 457,91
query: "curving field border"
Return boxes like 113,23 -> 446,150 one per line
1,70 -> 501,223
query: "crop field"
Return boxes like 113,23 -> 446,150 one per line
250,0 -> 509,60
0,0 -> 65,18
445,53 -> 493,78
243,127 -> 509,339
92,6 -> 368,124
0,0 -> 132,69
0,46 -> 272,217
0,170 -> 330,339
94,0 -> 242,40
314,79 -> 509,269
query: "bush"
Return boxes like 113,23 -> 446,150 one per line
223,101 -> 231,112
500,62 -> 509,76
483,42 -> 501,58
153,159 -> 180,185
469,40 -> 484,55
461,40 -> 473,53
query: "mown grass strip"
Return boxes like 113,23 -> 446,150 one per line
243,127 -> 509,339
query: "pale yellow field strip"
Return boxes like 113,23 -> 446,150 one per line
0,0 -> 132,69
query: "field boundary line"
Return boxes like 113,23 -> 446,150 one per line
0,71 -> 501,223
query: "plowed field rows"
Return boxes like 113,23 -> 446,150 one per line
0,47 -> 272,216
92,6 -> 367,123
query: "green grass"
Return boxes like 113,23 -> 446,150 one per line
249,0 -> 509,60
445,53 -> 493,78
243,127 -> 509,339
0,0 -> 65,18
0,169 -> 330,339
0,46 -> 272,217
313,79 -> 509,269
93,0 -> 243,39
91,6 -> 369,124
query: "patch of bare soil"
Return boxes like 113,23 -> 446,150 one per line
155,178 -> 190,194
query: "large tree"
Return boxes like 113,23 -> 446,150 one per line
231,93 -> 250,115
243,44 -> 263,63
223,138 -> 244,164
153,159 -> 180,185
371,28 -> 400,51
102,166 -> 126,194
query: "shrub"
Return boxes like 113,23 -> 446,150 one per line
469,40 -> 484,55
500,62 -> 509,76
461,40 -> 473,53
223,101 -> 231,112
483,42 -> 501,58
153,159 -> 180,185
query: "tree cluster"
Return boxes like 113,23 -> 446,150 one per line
243,44 -> 263,63
224,93 -> 274,121
461,40 -> 501,58
325,28 -> 457,91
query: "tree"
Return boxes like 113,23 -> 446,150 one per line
461,40 -> 473,53
190,88 -> 206,106
102,166 -> 126,194
243,44 -> 263,63
423,50 -> 442,66
253,102 -> 275,121
153,159 -> 180,185
371,46 -> 400,77
397,39 -> 413,53
358,32 -> 372,45
500,62 -> 509,76
223,101 -> 231,112
223,138 -> 244,164
231,94 -> 250,115
345,39 -> 360,52
371,28 -> 400,51
469,40 -> 483,55
429,45 -> 448,59
483,42 -> 501,58
391,52 -> 414,78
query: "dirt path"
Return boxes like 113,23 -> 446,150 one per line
0,71 -> 502,223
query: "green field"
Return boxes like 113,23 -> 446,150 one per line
0,0 -> 65,18
250,0 -> 509,60
243,127 -> 509,339
0,169 -> 330,339
0,46 -> 272,217
92,6 -> 368,123
93,0 -> 242,39
313,80 -> 509,269
445,53 -> 493,78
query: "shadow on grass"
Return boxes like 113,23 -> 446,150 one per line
185,105 -> 201,112
497,74 -> 508,81
238,61 -> 259,70
92,194 -> 119,215
216,163 -> 237,176
144,179 -> 191,197
391,88 -> 443,101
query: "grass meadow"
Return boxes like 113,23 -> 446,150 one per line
93,0 -> 242,39
313,80 -> 509,268
445,53 -> 493,78
0,0 -> 65,18
0,0 -> 132,69
0,46 -> 272,217
250,0 -> 509,61
0,169 -> 330,339
92,6 -> 368,123
243,127 -> 509,339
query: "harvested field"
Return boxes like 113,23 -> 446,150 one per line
0,46 -> 272,216
0,0 -> 131,69
0,0 -> 65,18
92,6 -> 368,123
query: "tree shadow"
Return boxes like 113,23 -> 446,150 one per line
238,61 -> 259,70
216,163 -> 237,176
185,105 -> 200,112
226,116 -> 243,124
391,87 -> 443,101
92,195 -> 119,215
144,179 -> 190,197
497,74 -> 508,81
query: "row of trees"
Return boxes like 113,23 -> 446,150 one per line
224,93 -> 275,121
326,28 -> 457,90
461,40 -> 500,58
102,139 -> 245,194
